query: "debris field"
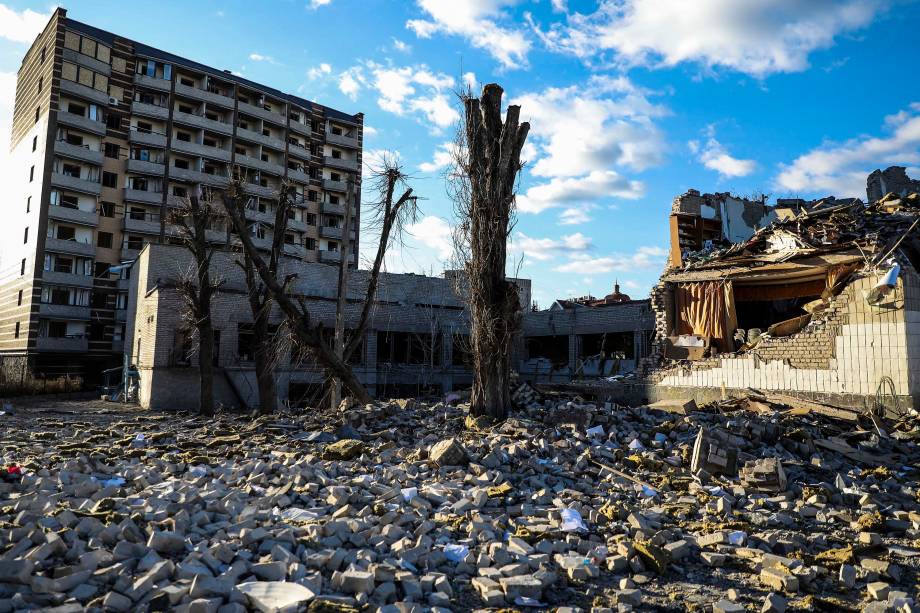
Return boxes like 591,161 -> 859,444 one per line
1,389 -> 919,612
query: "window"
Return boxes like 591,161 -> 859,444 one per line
329,195 -> 339,205
178,104 -> 194,114
174,158 -> 190,170
237,323 -> 255,361
29,166 -> 34,182
104,143 -> 120,159
308,190 -> 317,202
62,163 -> 80,178
306,213 -> 316,226
176,131 -> 191,142
56,226 -> 76,241
48,321 -> 68,338
331,172 -> 341,181
99,202 -> 115,217
14,322 -> 19,339
32,135 -> 37,151
67,102 -> 86,116
126,236 -> 144,250
17,291 -> 22,306
332,150 -> 342,159
102,172 -> 117,188
26,196 -> 30,213
23,227 -> 28,244
40,46 -> 45,63
172,186 -> 188,198
129,207 -> 146,220
38,77 -> 42,93
136,121 -> 153,134
305,237 -> 316,250
180,77 -> 194,87
21,259 -> 26,275
60,194 -> 79,209
105,113 -> 121,130
98,231 -> 113,248
34,107 -> 39,123
64,132 -> 83,146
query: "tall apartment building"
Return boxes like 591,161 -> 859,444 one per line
1,8 -> 363,382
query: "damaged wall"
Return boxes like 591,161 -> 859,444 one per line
867,166 -> 920,202
649,271 -> 920,409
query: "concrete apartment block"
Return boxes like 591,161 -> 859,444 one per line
1,8 -> 363,382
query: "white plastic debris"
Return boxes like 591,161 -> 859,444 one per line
585,425 -> 605,438
560,508 -> 587,532
628,438 -> 645,451
401,487 -> 418,502
443,543 -> 469,562
728,530 -> 748,546
132,433 -> 146,448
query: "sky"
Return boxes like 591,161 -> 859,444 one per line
1,0 -> 919,308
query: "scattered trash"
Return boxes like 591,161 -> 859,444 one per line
560,508 -> 587,532
443,543 -> 469,562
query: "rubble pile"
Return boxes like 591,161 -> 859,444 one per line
1,393 -> 919,612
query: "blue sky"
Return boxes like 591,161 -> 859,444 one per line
2,1 -> 919,307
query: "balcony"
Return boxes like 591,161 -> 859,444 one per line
39,303 -> 92,320
115,309 -> 127,323
48,205 -> 98,226
36,336 -> 89,353
44,237 -> 95,257
127,158 -> 166,176
42,270 -> 95,288
283,243 -> 307,258
287,167 -> 311,185
170,166 -> 230,188
288,143 -> 312,161
56,111 -> 107,136
129,128 -> 167,148
174,82 -> 234,108
319,226 -> 356,241
324,156 -> 359,172
133,73 -> 171,92
123,215 -> 161,235
245,208 -> 276,225
51,172 -> 101,196
326,131 -> 359,149
289,119 -> 311,136
235,127 -> 286,151
319,250 -> 356,265
241,183 -> 277,199
62,48 -> 111,75
172,139 -> 232,162
236,154 -> 284,175
238,101 -> 286,125
123,188 -> 163,205
321,201 -> 345,215
54,140 -> 103,166
173,110 -> 233,136
60,79 -> 109,105
322,179 -> 348,193
288,217 -> 308,232
130,101 -> 169,121
121,247 -> 141,260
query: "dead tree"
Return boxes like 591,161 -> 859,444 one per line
234,183 -> 296,414
330,180 -> 355,410
450,83 -> 530,420
170,194 -> 226,416
222,180 -> 373,404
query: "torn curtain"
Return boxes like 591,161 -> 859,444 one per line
675,280 -> 737,353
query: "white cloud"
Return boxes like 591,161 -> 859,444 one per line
554,246 -> 667,274
248,53 -> 276,64
513,232 -> 593,261
338,67 -> 365,100
363,149 -> 402,173
408,215 -> 453,260
419,141 -> 456,172
462,71 -> 477,90
689,127 -> 756,177
309,0 -> 332,9
512,75 -> 665,215
363,125 -> 379,138
0,4 -> 49,44
406,0 -> 530,69
307,63 -> 332,79
533,0 -> 884,78
558,205 -> 594,225
341,62 -> 459,131
776,103 -> 920,197
392,38 -> 412,53
518,171 -> 643,214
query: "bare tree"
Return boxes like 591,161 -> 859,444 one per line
450,83 -> 530,420
234,182 -> 297,414
222,180 -> 373,404
170,193 -> 226,416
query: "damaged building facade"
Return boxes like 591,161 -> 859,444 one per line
644,167 -> 920,412
519,284 -> 654,383
126,243 -> 533,410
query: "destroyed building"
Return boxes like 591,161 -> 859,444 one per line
644,167 -> 920,412
519,283 -> 654,384
125,243 -> 532,410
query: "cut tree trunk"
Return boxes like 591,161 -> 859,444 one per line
464,83 -> 529,420
252,307 -> 276,414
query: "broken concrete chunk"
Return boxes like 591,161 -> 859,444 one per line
237,581 -> 316,612
428,438 -> 468,466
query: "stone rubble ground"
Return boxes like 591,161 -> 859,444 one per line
0,388 -> 919,612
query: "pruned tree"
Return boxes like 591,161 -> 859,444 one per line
234,181 -> 296,414
450,83 -> 530,420
170,193 -> 226,416
222,180 -> 374,404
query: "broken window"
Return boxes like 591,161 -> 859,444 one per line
376,331 -> 442,366
525,335 -> 569,367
